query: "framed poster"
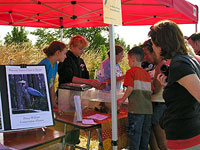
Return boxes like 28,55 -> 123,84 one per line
0,65 -> 54,132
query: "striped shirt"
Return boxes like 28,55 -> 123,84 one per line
124,67 -> 153,114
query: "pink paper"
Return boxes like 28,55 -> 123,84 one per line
82,119 -> 96,125
87,114 -> 108,121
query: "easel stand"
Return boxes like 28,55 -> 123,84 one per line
42,127 -> 46,134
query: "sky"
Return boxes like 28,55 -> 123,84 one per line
115,0 -> 200,47
0,0 -> 199,47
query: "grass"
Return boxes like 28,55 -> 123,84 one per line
0,44 -> 45,65
0,43 -> 129,80
52,121 -> 100,150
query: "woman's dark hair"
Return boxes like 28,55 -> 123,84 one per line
107,45 -> 124,57
43,41 -> 66,57
128,46 -> 144,62
142,39 -> 153,53
148,20 -> 188,59
188,32 -> 200,42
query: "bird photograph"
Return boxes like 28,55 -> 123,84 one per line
8,74 -> 49,114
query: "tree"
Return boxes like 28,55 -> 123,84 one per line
4,27 -> 29,45
115,34 -> 130,52
30,27 -> 130,52
30,28 -> 60,48
62,27 -> 109,51
31,27 -> 109,50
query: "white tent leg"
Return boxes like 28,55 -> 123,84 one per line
195,23 -> 198,32
60,28 -> 63,42
109,24 -> 118,150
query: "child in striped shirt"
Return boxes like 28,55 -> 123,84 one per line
118,46 -> 153,150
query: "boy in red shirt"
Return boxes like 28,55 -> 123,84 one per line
118,46 -> 153,150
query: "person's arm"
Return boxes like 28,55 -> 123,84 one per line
153,60 -> 166,94
117,86 -> 133,106
72,76 -> 104,89
178,74 -> 200,102
153,68 -> 163,94
153,79 -> 162,94
105,75 -> 125,85
51,84 -> 58,109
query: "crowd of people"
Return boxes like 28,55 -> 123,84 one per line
39,21 -> 200,150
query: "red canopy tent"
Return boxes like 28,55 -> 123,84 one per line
0,0 -> 198,149
0,0 -> 198,28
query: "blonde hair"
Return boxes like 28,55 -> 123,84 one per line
69,35 -> 89,49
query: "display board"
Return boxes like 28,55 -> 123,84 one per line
0,65 -> 54,132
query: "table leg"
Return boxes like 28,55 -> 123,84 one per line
62,124 -> 67,150
86,130 -> 91,150
97,128 -> 103,149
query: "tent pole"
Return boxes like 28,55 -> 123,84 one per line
60,17 -> 63,42
196,5 -> 199,32
60,28 -> 63,42
195,23 -> 198,32
109,24 -> 118,150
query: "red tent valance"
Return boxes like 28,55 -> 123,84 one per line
0,0 -> 198,28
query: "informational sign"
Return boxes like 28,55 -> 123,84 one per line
0,65 -> 54,132
103,0 -> 122,26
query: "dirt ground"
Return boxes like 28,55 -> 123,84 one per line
40,133 -> 99,150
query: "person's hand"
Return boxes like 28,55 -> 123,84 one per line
105,79 -> 111,85
157,73 -> 167,87
88,79 -> 102,89
117,99 -> 121,113
96,82 -> 106,90
118,75 -> 125,81
117,98 -> 123,109
117,99 -> 123,112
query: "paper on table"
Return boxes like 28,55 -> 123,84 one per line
82,119 -> 96,125
87,114 -> 108,121
74,96 -> 82,121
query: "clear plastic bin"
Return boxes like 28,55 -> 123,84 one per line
58,83 -> 91,113
81,88 -> 124,102
81,88 -> 125,113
